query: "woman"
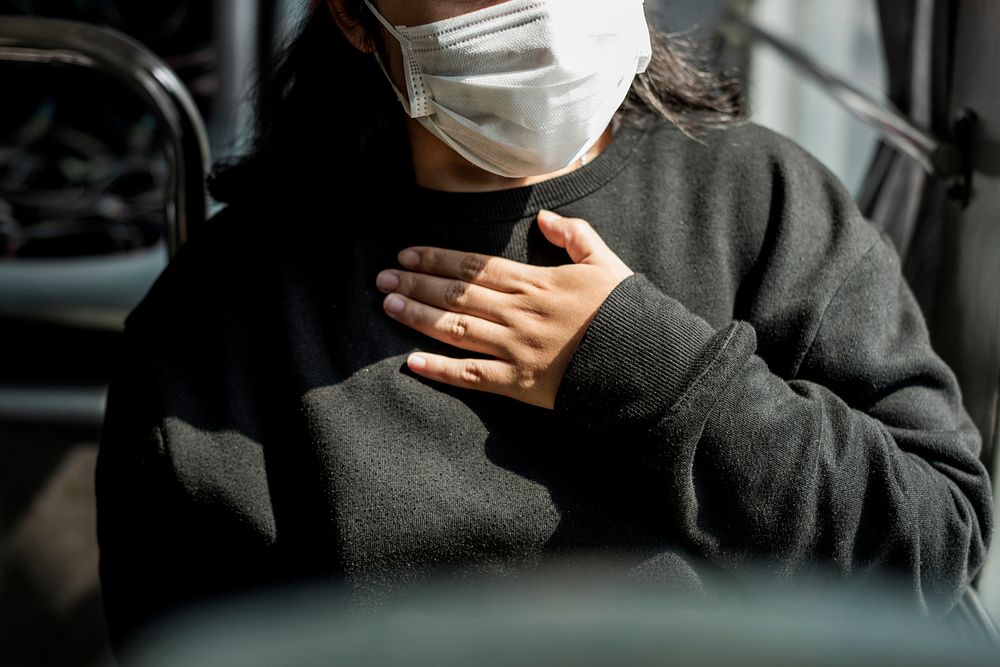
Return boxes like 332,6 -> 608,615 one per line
96,0 -> 993,651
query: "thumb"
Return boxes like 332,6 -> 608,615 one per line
537,209 -> 606,265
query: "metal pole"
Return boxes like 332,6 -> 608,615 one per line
727,14 -> 965,179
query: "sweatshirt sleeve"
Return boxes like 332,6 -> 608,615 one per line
95,214 -> 279,653
95,326 -> 189,652
553,213 -> 993,618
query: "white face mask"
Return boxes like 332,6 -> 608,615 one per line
361,0 -> 652,178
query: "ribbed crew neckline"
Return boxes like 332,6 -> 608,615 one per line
406,115 -> 655,224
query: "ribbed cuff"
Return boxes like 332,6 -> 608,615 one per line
553,273 -> 718,430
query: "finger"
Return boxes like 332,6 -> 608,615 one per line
407,352 -> 518,400
398,246 -> 537,293
537,209 -> 608,265
383,293 -> 509,357
378,270 -> 513,325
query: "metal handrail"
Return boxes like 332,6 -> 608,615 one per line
0,17 -> 211,427
727,15 -> 966,181
0,16 -> 211,256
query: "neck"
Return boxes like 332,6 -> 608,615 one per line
407,121 -> 615,193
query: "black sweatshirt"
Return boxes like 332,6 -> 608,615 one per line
96,114 -> 993,648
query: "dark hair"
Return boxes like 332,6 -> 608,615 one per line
209,1 -> 743,205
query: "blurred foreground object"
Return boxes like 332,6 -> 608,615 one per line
125,574 -> 1000,667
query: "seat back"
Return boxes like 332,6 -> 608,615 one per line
0,17 -> 211,257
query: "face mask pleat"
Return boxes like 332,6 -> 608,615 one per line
404,1 -> 550,48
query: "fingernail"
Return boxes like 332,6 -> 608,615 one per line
376,270 -> 399,292
408,354 -> 427,371
538,209 -> 561,223
399,250 -> 420,268
384,294 -> 405,314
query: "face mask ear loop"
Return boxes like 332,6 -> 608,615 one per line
371,51 -> 415,117
360,0 -> 430,118
361,0 -> 408,44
